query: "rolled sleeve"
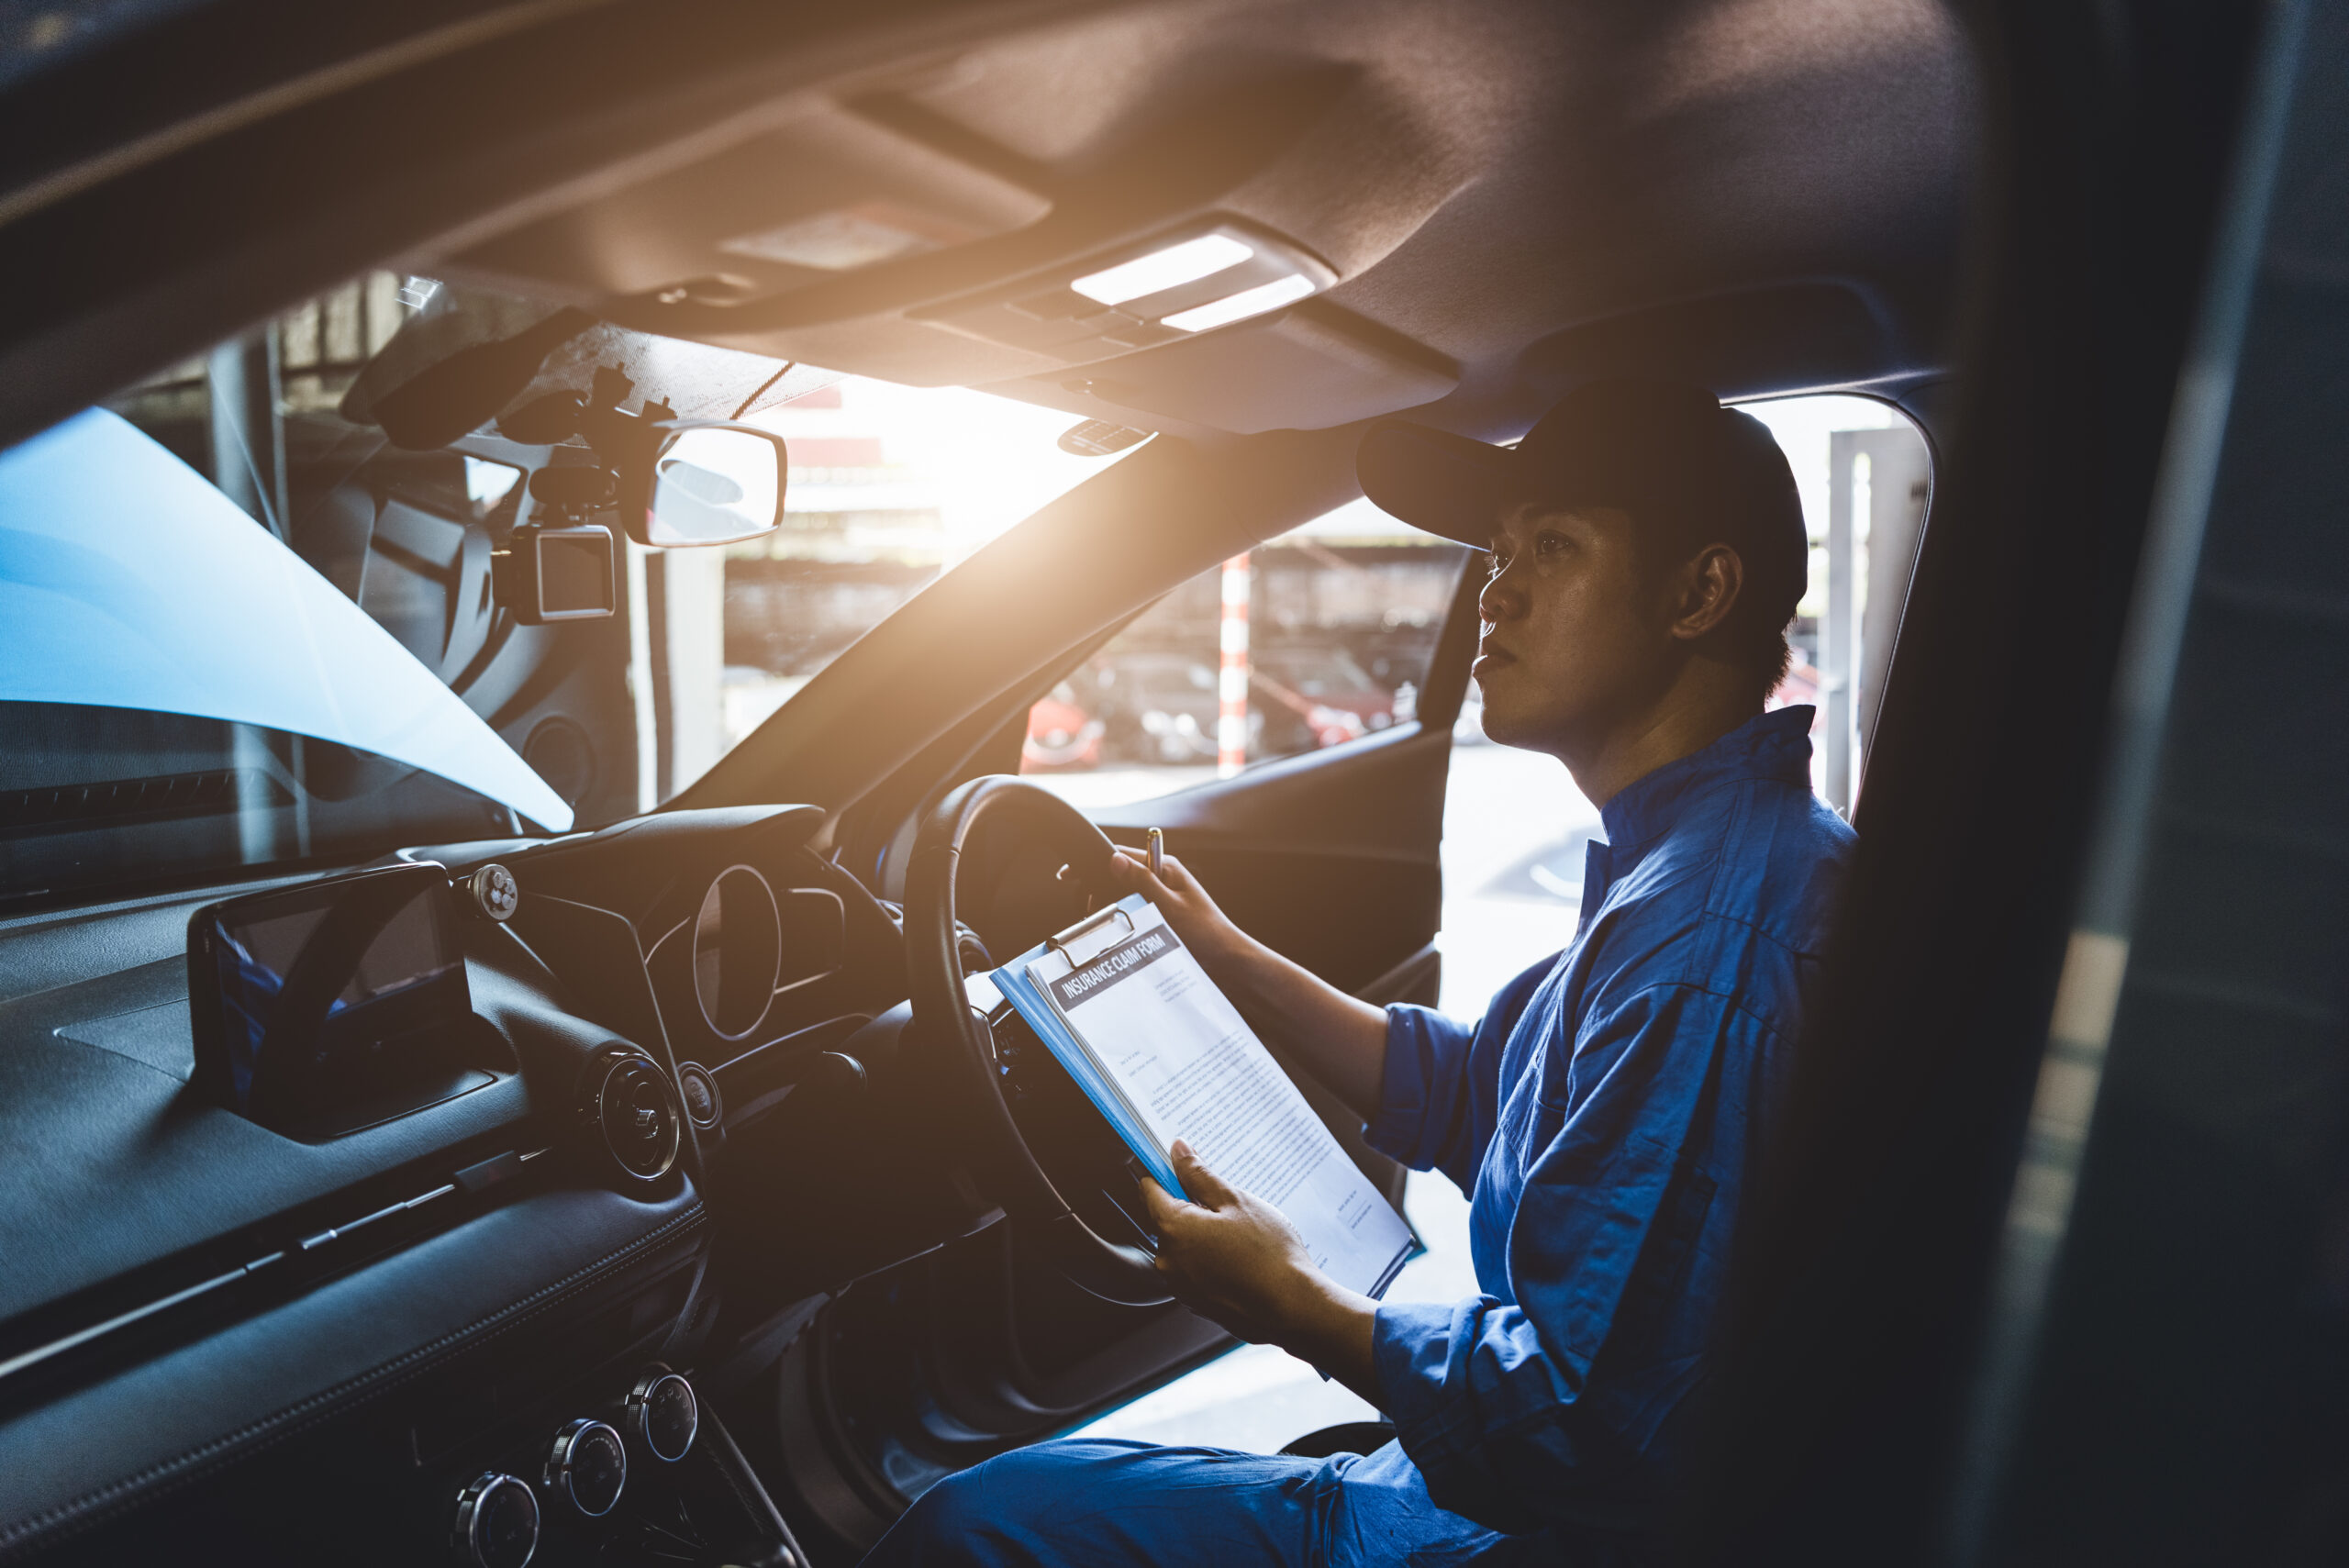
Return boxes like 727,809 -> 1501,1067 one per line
1373,1296 -> 1580,1535
1366,1004 -> 1478,1183
1368,956 -> 1561,1192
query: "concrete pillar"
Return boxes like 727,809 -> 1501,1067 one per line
1824,432 -> 1862,810
1219,553 -> 1252,778
1825,425 -> 1933,809
1857,430 -> 1933,747
662,548 -> 729,796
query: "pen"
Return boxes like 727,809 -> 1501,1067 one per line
1148,828 -> 1163,878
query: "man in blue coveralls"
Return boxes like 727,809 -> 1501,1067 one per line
866,380 -> 1857,1564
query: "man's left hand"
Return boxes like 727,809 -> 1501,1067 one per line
1140,1141 -> 1380,1398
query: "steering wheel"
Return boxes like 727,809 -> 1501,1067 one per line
906,775 -> 1172,1307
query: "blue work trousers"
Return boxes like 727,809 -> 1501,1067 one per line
860,1437 -> 1562,1567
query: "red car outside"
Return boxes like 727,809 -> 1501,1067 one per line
1021,683 -> 1104,771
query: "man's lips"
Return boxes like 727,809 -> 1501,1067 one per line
1473,640 -> 1517,675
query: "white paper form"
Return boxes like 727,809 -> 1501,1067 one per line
1025,899 -> 1415,1298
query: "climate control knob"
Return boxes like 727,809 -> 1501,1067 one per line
624,1367 -> 699,1462
451,1471 -> 539,1568
543,1417 -> 628,1517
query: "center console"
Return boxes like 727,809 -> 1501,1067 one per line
442,1364 -> 807,1568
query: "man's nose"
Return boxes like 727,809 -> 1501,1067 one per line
1478,567 -> 1525,624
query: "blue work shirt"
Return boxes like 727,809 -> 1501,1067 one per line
1367,706 -> 1854,1540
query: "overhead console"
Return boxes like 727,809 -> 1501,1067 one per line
906,219 -> 1336,364
436,14 -> 1469,432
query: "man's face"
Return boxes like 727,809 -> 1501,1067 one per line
1472,500 -> 1679,755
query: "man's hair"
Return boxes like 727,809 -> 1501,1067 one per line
1628,515 -> 1797,707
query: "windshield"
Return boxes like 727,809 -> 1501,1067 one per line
2,272 -> 1123,910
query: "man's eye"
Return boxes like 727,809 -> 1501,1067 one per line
1534,531 -> 1567,557
1486,550 -> 1508,576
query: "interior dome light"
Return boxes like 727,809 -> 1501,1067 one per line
1071,234 -> 1254,306
1160,272 -> 1317,332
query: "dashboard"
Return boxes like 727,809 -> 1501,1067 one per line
0,803 -> 941,1566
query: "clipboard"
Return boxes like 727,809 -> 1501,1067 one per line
986,892 -> 1419,1296
1045,903 -> 1137,964
991,895 -> 1186,1196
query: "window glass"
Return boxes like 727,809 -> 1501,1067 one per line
1736,395 -> 1932,807
686,375 -> 1132,803
1018,502 -> 1469,808
6,272 -> 1126,909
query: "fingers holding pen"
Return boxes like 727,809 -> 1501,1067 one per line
1108,850 -> 1243,970
1108,847 -> 1199,900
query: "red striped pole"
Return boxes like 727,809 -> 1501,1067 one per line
1218,552 -> 1251,778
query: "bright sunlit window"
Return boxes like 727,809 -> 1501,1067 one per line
633,377 -> 1138,802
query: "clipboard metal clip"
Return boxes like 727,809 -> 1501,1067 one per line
1045,903 -> 1136,958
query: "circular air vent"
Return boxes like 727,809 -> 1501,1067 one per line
581,1050 -> 682,1184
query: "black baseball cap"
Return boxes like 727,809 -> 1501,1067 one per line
1356,379 -> 1809,631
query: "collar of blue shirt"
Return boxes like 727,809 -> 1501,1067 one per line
1596,704 -> 1819,851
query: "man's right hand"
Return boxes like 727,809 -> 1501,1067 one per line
1105,840 -> 1392,1120
1107,849 -> 1252,971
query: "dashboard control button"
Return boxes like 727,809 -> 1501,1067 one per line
625,1368 -> 699,1462
451,1471 -> 539,1568
543,1418 -> 628,1517
581,1049 -> 682,1183
810,1050 -> 867,1099
466,863 -> 520,922
676,1062 -> 722,1129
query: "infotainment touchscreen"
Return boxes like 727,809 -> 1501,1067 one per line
189,863 -> 483,1137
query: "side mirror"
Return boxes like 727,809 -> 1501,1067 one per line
629,421 -> 789,548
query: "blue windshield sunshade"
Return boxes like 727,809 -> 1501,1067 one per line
0,409 -> 575,832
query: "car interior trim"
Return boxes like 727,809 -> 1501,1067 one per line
0,1251 -> 289,1388
0,1191 -> 707,1561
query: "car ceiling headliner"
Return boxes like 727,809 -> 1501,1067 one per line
0,0 -> 1975,451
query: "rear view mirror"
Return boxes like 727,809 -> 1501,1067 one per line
634,421 -> 788,548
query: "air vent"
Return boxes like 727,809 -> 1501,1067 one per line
1,768 -> 290,835
579,1047 -> 684,1184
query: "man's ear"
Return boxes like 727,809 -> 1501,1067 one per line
1667,544 -> 1744,641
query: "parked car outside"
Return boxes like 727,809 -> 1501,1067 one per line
1250,643 -> 1395,753
1021,682 -> 1104,771
1085,650 -> 1226,764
